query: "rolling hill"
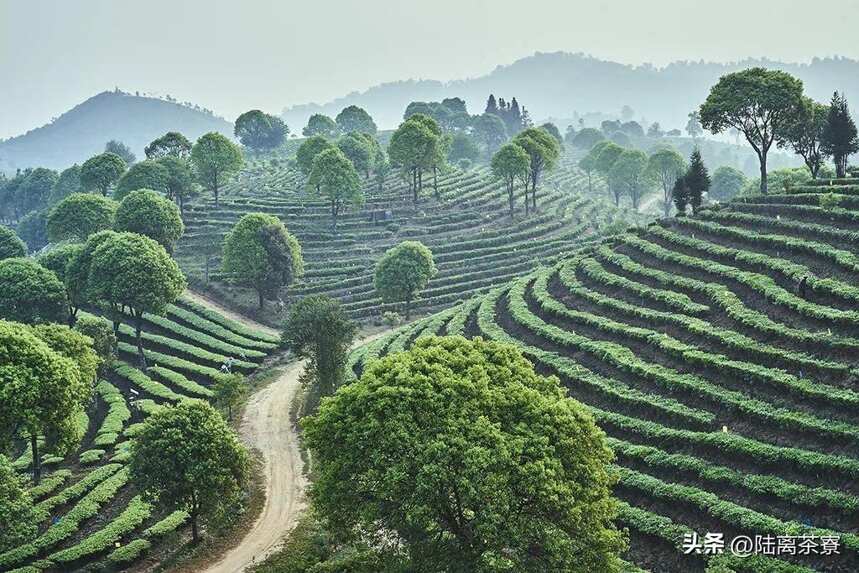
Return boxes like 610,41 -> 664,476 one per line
0,90 -> 233,172
348,170 -> 859,572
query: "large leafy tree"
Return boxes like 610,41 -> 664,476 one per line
80,152 -> 127,196
335,105 -> 377,135
512,128 -> 560,214
303,336 -> 626,572
15,211 -> 49,252
115,189 -> 185,252
572,127 -> 606,150
407,114 -> 448,198
0,258 -> 67,324
821,91 -> 859,178
593,142 -> 625,206
157,156 -> 197,213
222,213 -> 304,309
699,68 -> 804,194
782,98 -> 830,179
609,148 -> 651,210
710,166 -> 747,201
296,136 -> 335,178
282,295 -> 357,411
88,232 -> 186,366
65,230 -> 119,331
73,315 -> 117,378
491,143 -> 530,217
115,159 -> 169,200
308,148 -> 364,230
190,132 -> 244,207
104,140 -> 136,165
373,241 -> 436,320
130,401 -> 249,543
17,168 -> 59,215
336,132 -> 374,177
0,321 -> 93,483
234,109 -> 288,151
0,454 -> 43,551
471,113 -> 508,155
647,147 -> 686,217
0,226 -> 26,260
447,132 -> 479,163
145,131 -> 193,160
49,164 -> 82,205
303,113 -> 337,138
46,193 -> 117,242
38,243 -> 85,325
387,119 -> 439,203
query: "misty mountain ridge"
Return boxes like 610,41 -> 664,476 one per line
0,90 -> 233,172
282,51 -> 859,132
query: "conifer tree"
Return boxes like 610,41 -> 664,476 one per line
821,91 -> 859,178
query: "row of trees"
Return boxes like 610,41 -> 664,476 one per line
490,127 -> 562,216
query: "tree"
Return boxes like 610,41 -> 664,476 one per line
73,315 -> 117,377
38,243 -> 84,324
282,295 -> 357,410
512,128 -> 561,213
104,140 -> 136,165
540,122 -> 564,146
50,164 -> 82,205
336,132 -> 374,176
387,119 -> 438,203
335,105 -> 377,135
0,258 -> 67,324
684,149 -> 710,215
447,132 -> 479,163
700,68 -> 804,194
88,232 -> 186,366
115,189 -> 185,252
0,454 -> 42,551
373,241 -> 436,320
710,166 -> 747,201
190,132 -> 244,207
80,152 -> 127,196
296,136 -> 335,178
821,91 -> 859,178
672,176 -> 690,216
16,211 -> 49,252
130,401 -> 249,543
608,149 -> 650,209
234,109 -> 288,151
572,127 -> 606,150
491,143 -> 530,216
115,159 -> 169,200
213,373 -> 245,421
620,121 -> 644,138
222,213 -> 304,309
303,336 -> 625,572
46,193 -> 117,242
578,152 -> 598,194
647,148 -> 686,217
647,122 -> 664,138
158,156 -> 197,213
0,226 -> 25,260
783,98 -> 830,179
145,132 -> 193,160
0,321 -> 92,483
18,168 -> 59,215
685,111 -> 703,140
308,148 -> 364,230
471,113 -> 508,154
303,114 -> 338,138
406,114 -> 448,198
594,142 -> 625,206
65,231 -> 119,331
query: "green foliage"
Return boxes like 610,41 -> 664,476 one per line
296,136 -> 336,177
336,132 -> 373,175
37,242 -> 82,287
303,113 -> 338,138
190,132 -> 244,205
572,127 -> 606,149
145,131 -> 193,160
107,538 -> 151,564
282,295 -> 357,407
115,159 -> 169,200
105,139 -> 136,165
470,113 -> 508,154
130,401 -> 249,542
0,226 -> 26,260
821,91 -> 859,178
80,152 -> 127,196
46,192 -> 117,242
222,213 -> 304,308
539,121 -> 564,146
0,259 -> 66,324
74,315 -> 117,374
608,148 -> 650,209
819,192 -> 841,210
235,109 -> 288,151
335,105 -> 377,135
647,147 -> 686,216
491,142 -> 530,216
0,455 -> 42,552
157,156 -> 197,210
447,132 -> 479,162
16,168 -> 59,214
373,241 -> 436,319
212,373 -> 245,420
29,323 -> 99,396
64,230 -> 117,316
782,97 -> 830,178
304,336 -> 626,572
709,165 -> 747,201
115,188 -> 185,250
50,164 -> 82,204
308,147 -> 364,229
15,210 -> 49,252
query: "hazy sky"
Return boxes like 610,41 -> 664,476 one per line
2,0 -> 858,139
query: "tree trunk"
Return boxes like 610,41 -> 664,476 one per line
507,180 -> 514,217
759,153 -> 768,195
663,184 -> 671,218
433,167 -> 439,200
531,181 -> 537,211
587,172 -> 592,194
258,289 -> 264,310
190,511 -> 199,543
214,182 -> 220,207
135,314 -> 147,368
31,433 -> 41,485
405,294 -> 412,320
412,169 -> 418,204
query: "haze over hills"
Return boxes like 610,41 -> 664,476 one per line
0,90 -> 232,172
282,51 -> 859,131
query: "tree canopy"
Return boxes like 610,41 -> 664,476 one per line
491,142 -> 530,217
512,128 -> 561,213
373,241 -> 436,319
471,113 -> 508,154
572,127 -> 606,150
0,226 -> 26,260
303,114 -> 338,138
387,119 -> 440,203
157,155 -> 197,212
46,193 -> 117,243
104,140 -> 136,165
303,336 -> 625,572
0,454 -> 42,551
782,98 -> 829,179
80,152 -> 127,196
115,159 -> 170,200
296,136 -> 336,178
821,91 -> 859,178
308,147 -> 363,230
115,189 -> 185,251
609,148 -> 650,209
710,166 -> 747,201
234,109 -> 288,151
335,105 -> 377,135
647,147 -> 686,217
0,258 -> 67,324
145,131 -> 193,160
190,132 -> 244,206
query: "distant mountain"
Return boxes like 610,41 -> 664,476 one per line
0,90 -> 233,172
282,52 -> 859,132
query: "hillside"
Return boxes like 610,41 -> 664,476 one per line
0,296 -> 280,572
348,171 -> 859,572
0,91 -> 233,172
282,52 -> 859,132
174,152 -> 646,325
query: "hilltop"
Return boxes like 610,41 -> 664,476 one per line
282,52 -> 859,132
0,91 -> 232,172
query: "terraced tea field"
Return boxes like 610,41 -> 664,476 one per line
175,153 -> 644,322
0,297 -> 279,573
347,174 -> 859,573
